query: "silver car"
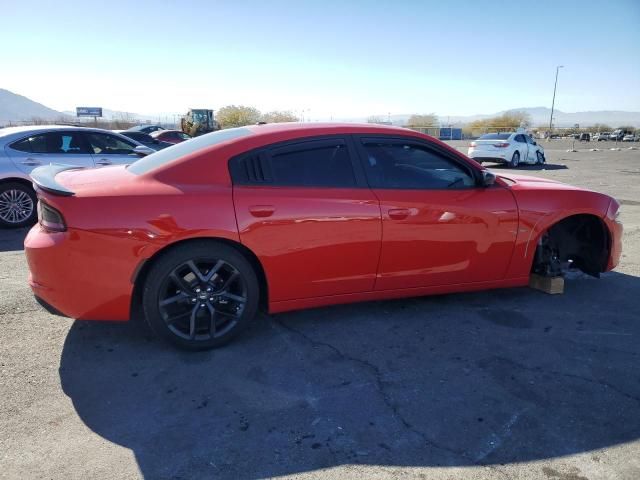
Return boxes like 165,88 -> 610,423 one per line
0,125 -> 154,228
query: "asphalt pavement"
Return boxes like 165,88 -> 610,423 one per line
1,138 -> 639,479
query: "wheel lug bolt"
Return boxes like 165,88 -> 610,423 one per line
195,288 -> 201,293
191,298 -> 197,303
200,303 -> 205,308
206,287 -> 212,292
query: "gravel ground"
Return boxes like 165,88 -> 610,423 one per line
1,138 -> 639,480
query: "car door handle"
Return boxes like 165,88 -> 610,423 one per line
388,208 -> 411,220
21,158 -> 42,166
248,205 -> 275,218
96,158 -> 112,166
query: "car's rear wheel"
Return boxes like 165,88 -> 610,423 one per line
536,151 -> 545,164
509,151 -> 520,168
0,182 -> 37,229
142,241 -> 259,350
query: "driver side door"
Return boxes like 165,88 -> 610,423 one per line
355,136 -> 519,290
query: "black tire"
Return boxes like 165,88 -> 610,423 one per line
509,151 -> 520,168
142,241 -> 259,350
0,182 -> 37,229
536,151 -> 545,165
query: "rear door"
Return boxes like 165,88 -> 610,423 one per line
5,131 -> 95,174
355,136 -> 519,290
85,132 -> 140,166
513,134 -> 530,162
231,136 -> 382,302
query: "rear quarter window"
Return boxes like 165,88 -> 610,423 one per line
128,128 -> 252,175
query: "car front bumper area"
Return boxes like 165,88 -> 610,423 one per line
24,226 -> 135,321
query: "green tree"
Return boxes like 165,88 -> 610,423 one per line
406,113 -> 438,127
367,115 -> 383,124
216,105 -> 261,128
590,123 -> 612,133
261,110 -> 299,123
469,111 -> 531,130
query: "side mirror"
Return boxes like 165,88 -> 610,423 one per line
481,170 -> 496,187
532,141 -> 537,145
133,145 -> 154,157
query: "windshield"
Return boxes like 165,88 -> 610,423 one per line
192,111 -> 208,123
478,133 -> 511,140
128,127 -> 252,175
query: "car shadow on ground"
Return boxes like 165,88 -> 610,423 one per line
59,272 -> 640,479
0,227 -> 30,253
488,163 -> 568,171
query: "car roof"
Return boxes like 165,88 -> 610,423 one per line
127,125 -> 162,131
0,125 -> 143,145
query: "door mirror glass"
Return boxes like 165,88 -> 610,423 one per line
481,170 -> 496,187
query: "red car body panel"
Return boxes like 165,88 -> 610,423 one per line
24,123 -> 622,322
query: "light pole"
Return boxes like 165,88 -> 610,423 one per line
548,65 -> 564,140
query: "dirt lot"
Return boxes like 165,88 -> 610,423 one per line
1,138 -> 639,480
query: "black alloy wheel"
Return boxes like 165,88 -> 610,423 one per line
143,242 -> 259,349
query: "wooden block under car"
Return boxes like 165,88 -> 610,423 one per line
529,274 -> 564,294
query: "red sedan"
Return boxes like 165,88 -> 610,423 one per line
150,129 -> 191,144
25,123 -> 622,349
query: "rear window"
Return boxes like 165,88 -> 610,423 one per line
128,128 -> 252,175
479,133 -> 511,140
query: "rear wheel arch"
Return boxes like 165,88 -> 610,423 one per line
530,213 -> 610,277
131,237 -> 269,319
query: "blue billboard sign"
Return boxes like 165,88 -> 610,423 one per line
76,107 -> 103,117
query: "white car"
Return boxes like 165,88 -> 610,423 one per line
0,125 -> 154,228
622,133 -> 637,142
467,132 -> 545,168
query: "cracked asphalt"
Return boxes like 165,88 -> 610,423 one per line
1,139 -> 639,479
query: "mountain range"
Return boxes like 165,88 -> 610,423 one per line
1,88 -> 639,127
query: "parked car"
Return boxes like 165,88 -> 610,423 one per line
126,125 -> 165,134
622,133 -> 637,142
0,125 -> 154,228
118,131 -> 173,150
609,130 -> 625,141
579,133 -> 591,142
25,123 -> 622,349
150,129 -> 192,144
594,132 -> 610,141
467,131 -> 545,167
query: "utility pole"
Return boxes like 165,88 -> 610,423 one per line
548,65 -> 564,140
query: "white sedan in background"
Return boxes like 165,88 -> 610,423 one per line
468,131 -> 546,168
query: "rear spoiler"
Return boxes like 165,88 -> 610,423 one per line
30,164 -> 82,197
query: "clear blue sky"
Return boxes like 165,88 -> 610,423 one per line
2,0 -> 639,119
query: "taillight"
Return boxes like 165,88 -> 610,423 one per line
37,201 -> 66,232
469,142 -> 477,147
493,142 -> 510,148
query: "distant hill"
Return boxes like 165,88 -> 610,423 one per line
0,88 -> 65,123
2,88 -> 639,128
444,107 -> 640,128
344,108 -> 640,128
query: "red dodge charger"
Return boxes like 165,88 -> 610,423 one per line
25,123 -> 623,349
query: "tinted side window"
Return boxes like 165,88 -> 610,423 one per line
87,133 -> 135,155
38,132 -> 90,154
9,138 -> 32,152
269,140 -> 355,187
515,134 -> 526,143
361,141 -> 475,189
